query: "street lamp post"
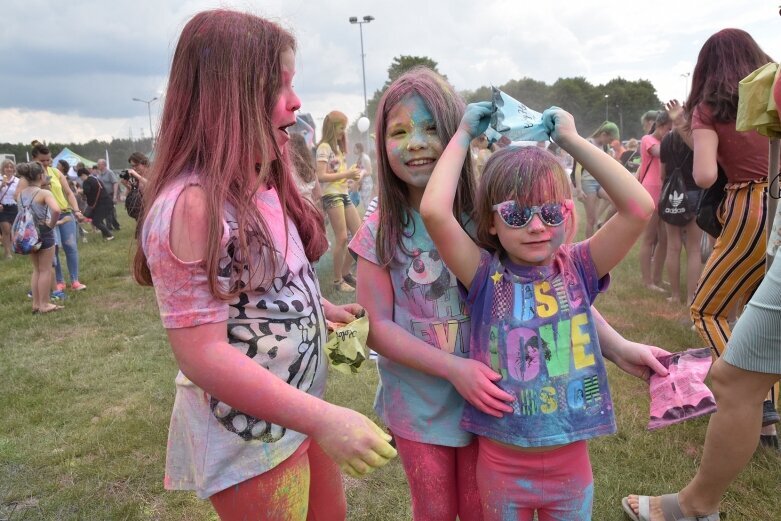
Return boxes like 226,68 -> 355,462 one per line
348,15 -> 374,117
132,97 -> 158,146
680,72 -> 691,100
604,94 -> 609,122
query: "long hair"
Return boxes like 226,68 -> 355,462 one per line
475,146 -> 575,253
133,9 -> 327,299
685,28 -> 773,123
289,132 -> 316,184
374,66 -> 477,265
318,111 -> 348,156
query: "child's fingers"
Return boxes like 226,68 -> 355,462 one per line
484,382 -> 515,403
479,392 -> 514,414
646,355 -> 669,377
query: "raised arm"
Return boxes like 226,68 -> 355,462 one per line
420,102 -> 491,289
548,108 -> 654,277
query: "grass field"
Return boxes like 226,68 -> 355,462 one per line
1,210 -> 779,520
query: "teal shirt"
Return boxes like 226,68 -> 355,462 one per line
350,209 -> 474,447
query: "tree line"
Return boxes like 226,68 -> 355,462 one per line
0,138 -> 153,169
360,55 -> 662,142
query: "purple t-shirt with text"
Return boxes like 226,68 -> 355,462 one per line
460,242 -> 616,447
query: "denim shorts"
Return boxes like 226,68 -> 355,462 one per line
581,178 -> 602,194
322,193 -> 354,210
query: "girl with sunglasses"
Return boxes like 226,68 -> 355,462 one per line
420,103 -> 654,520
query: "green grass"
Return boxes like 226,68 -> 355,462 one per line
1,210 -> 779,520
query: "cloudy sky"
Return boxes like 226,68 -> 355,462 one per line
1,0 -> 779,145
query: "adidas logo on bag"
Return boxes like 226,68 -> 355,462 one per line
665,191 -> 686,214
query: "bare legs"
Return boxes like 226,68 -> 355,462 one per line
0,221 -> 12,258
31,246 -> 59,312
625,360 -> 779,520
640,213 -> 667,289
664,221 -> 704,303
326,202 -> 361,290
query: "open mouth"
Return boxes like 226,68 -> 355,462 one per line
406,158 -> 435,167
278,121 -> 296,135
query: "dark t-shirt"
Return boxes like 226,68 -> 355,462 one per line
659,132 -> 699,191
620,149 -> 640,174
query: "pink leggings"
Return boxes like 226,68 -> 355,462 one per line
209,439 -> 346,521
393,432 -> 483,521
476,437 -> 593,521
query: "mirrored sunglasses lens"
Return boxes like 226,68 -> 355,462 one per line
540,204 -> 565,225
499,203 -> 529,227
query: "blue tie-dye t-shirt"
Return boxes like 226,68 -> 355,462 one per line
460,242 -> 616,448
349,209 -> 474,447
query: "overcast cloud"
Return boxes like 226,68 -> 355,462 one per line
1,0 -> 779,144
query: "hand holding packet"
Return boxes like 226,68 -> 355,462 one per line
325,312 -> 370,375
484,87 -> 551,144
648,348 -> 717,431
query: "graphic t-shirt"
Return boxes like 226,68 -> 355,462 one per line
142,173 -> 328,498
317,143 -> 348,196
349,209 -> 474,447
460,242 -> 616,448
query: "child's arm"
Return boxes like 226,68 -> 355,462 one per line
592,307 -> 669,381
166,187 -> 396,478
548,108 -> 654,278
420,102 -> 491,289
357,257 -> 514,417
41,190 -> 61,229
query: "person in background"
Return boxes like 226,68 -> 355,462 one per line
355,142 -> 375,211
638,111 -> 672,292
0,159 -> 20,259
289,132 -> 322,206
78,167 -> 114,241
316,110 -> 363,292
96,158 -> 121,231
22,141 -> 87,292
15,162 -> 62,313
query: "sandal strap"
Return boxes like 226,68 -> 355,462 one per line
639,495 -> 651,520
660,493 -> 719,521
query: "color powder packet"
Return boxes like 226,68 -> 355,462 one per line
325,312 -> 370,375
648,348 -> 717,431
484,87 -> 550,144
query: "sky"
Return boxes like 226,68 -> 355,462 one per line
1,0 -> 779,145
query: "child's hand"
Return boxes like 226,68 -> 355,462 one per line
313,406 -> 397,478
541,107 -> 578,146
323,301 -> 365,323
446,357 -> 515,417
459,102 -> 492,140
608,340 -> 671,382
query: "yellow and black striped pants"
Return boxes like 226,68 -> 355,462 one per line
691,180 -> 767,356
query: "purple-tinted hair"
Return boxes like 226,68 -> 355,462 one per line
374,66 -> 477,265
475,146 -> 575,252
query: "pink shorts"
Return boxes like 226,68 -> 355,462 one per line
476,437 -> 593,521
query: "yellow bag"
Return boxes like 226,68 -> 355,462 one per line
325,314 -> 370,375
737,62 -> 781,138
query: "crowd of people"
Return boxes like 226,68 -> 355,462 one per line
1,144 -> 150,312
4,8 -> 780,521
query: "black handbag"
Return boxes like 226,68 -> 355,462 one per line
695,167 -> 728,238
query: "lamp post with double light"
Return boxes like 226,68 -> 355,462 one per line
132,96 -> 158,147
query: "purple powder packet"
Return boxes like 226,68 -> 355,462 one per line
648,348 -> 717,431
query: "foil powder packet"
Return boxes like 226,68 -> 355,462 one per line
484,87 -> 550,144
648,348 -> 717,431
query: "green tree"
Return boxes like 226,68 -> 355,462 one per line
351,55 -> 442,150
364,55 -> 442,124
